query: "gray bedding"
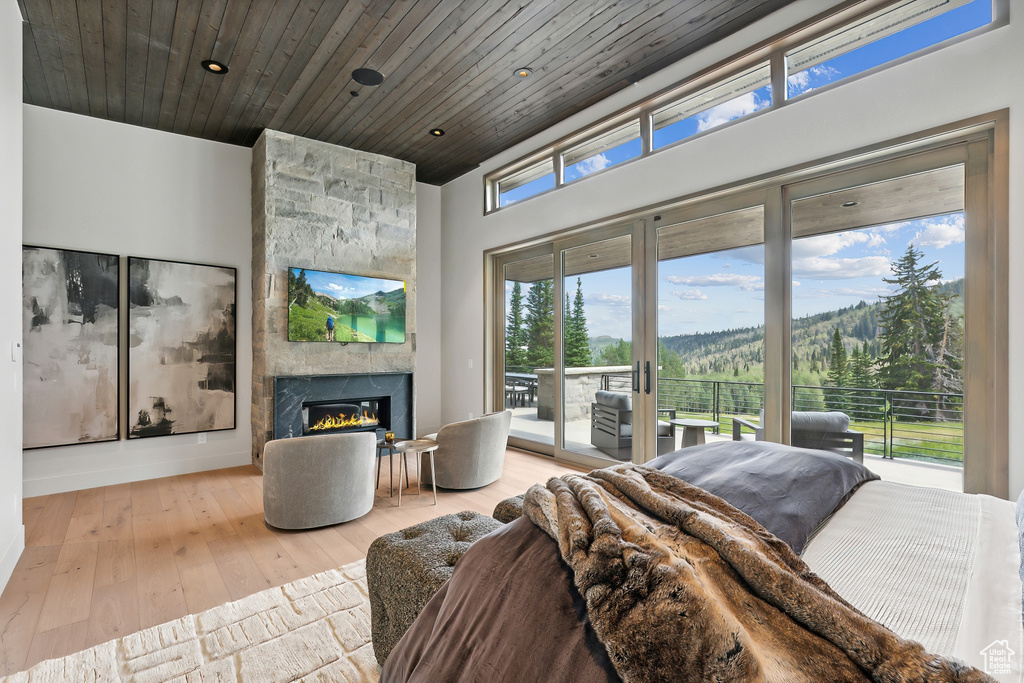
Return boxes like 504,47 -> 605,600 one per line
382,442 -> 881,681
647,440 -> 879,553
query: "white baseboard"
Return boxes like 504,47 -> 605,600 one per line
23,450 -> 252,498
0,524 -> 25,593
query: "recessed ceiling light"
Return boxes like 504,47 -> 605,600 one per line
352,68 -> 384,86
201,59 -> 228,74
841,200 -> 861,208
514,67 -> 533,79
429,128 -> 445,137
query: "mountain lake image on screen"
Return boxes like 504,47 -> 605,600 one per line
288,267 -> 406,343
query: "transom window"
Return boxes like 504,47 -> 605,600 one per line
484,0 -> 997,212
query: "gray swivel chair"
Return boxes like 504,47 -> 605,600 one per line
420,410 -> 512,490
263,431 -> 376,529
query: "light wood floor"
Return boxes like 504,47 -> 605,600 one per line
0,448 -> 583,676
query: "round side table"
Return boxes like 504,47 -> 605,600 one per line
393,439 -> 440,506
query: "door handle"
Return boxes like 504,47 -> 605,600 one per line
644,361 -> 651,394
633,361 -> 640,393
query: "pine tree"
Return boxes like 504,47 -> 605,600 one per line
523,279 -> 555,368
826,328 -> 848,386
876,245 -> 951,397
505,281 -> 528,369
824,327 -> 849,411
848,346 -> 876,390
563,279 -> 591,367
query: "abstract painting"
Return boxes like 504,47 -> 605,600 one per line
22,246 -> 120,449
128,257 -> 236,438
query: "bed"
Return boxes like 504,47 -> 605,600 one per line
382,442 -> 1023,682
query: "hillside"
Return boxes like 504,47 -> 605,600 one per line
620,278 -> 963,382
288,296 -> 374,342
588,335 -> 622,360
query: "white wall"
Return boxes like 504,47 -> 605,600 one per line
415,183 -> 443,435
22,106 -> 253,497
440,0 -> 1024,493
0,4 -> 25,590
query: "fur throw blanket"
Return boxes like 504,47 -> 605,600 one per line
523,465 -> 994,683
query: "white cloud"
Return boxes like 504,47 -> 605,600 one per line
672,289 -> 708,301
787,65 -> 840,97
790,230 -> 891,280
574,153 -> 611,177
324,283 -> 355,296
792,281 -> 801,287
787,71 -> 811,95
658,305 -> 670,312
912,215 -> 965,249
793,255 -> 891,279
793,230 -> 884,259
696,92 -> 761,132
795,286 -> 892,300
588,293 -> 630,306
664,273 -> 763,291
811,65 -> 840,79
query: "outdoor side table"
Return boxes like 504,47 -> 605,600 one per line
669,418 -> 720,448
393,439 -> 440,506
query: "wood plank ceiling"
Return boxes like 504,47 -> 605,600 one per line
19,0 -> 795,185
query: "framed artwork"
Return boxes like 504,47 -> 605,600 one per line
127,257 -> 236,438
22,246 -> 120,449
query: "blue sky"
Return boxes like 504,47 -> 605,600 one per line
294,268 -> 404,300
499,0 -> 989,207
788,0 -> 991,97
508,212 -> 966,340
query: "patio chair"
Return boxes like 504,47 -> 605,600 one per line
732,410 -> 864,463
590,390 -> 676,460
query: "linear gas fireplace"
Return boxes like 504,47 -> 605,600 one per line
273,372 -> 413,442
302,396 -> 390,435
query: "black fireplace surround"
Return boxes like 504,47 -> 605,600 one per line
274,372 -> 413,441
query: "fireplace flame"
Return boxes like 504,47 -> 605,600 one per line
309,409 -> 380,433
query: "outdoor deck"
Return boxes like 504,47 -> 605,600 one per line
509,407 -> 963,493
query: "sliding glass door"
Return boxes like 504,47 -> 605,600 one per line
490,125 -> 1004,495
556,226 -> 643,463
500,249 -> 555,451
784,146 -> 971,491
648,195 -> 766,459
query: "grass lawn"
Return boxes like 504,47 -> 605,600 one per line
288,299 -> 374,343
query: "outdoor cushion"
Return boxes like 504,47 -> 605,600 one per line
759,410 -> 851,433
595,390 -> 632,412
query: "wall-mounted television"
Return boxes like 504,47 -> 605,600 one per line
287,267 -> 406,343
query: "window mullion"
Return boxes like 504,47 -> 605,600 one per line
770,49 -> 787,106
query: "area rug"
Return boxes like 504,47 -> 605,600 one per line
4,561 -> 380,682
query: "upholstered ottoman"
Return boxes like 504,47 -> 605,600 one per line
367,510 -> 503,665
493,494 -> 525,523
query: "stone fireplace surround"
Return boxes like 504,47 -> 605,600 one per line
251,130 -> 418,465
274,372 -> 413,441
